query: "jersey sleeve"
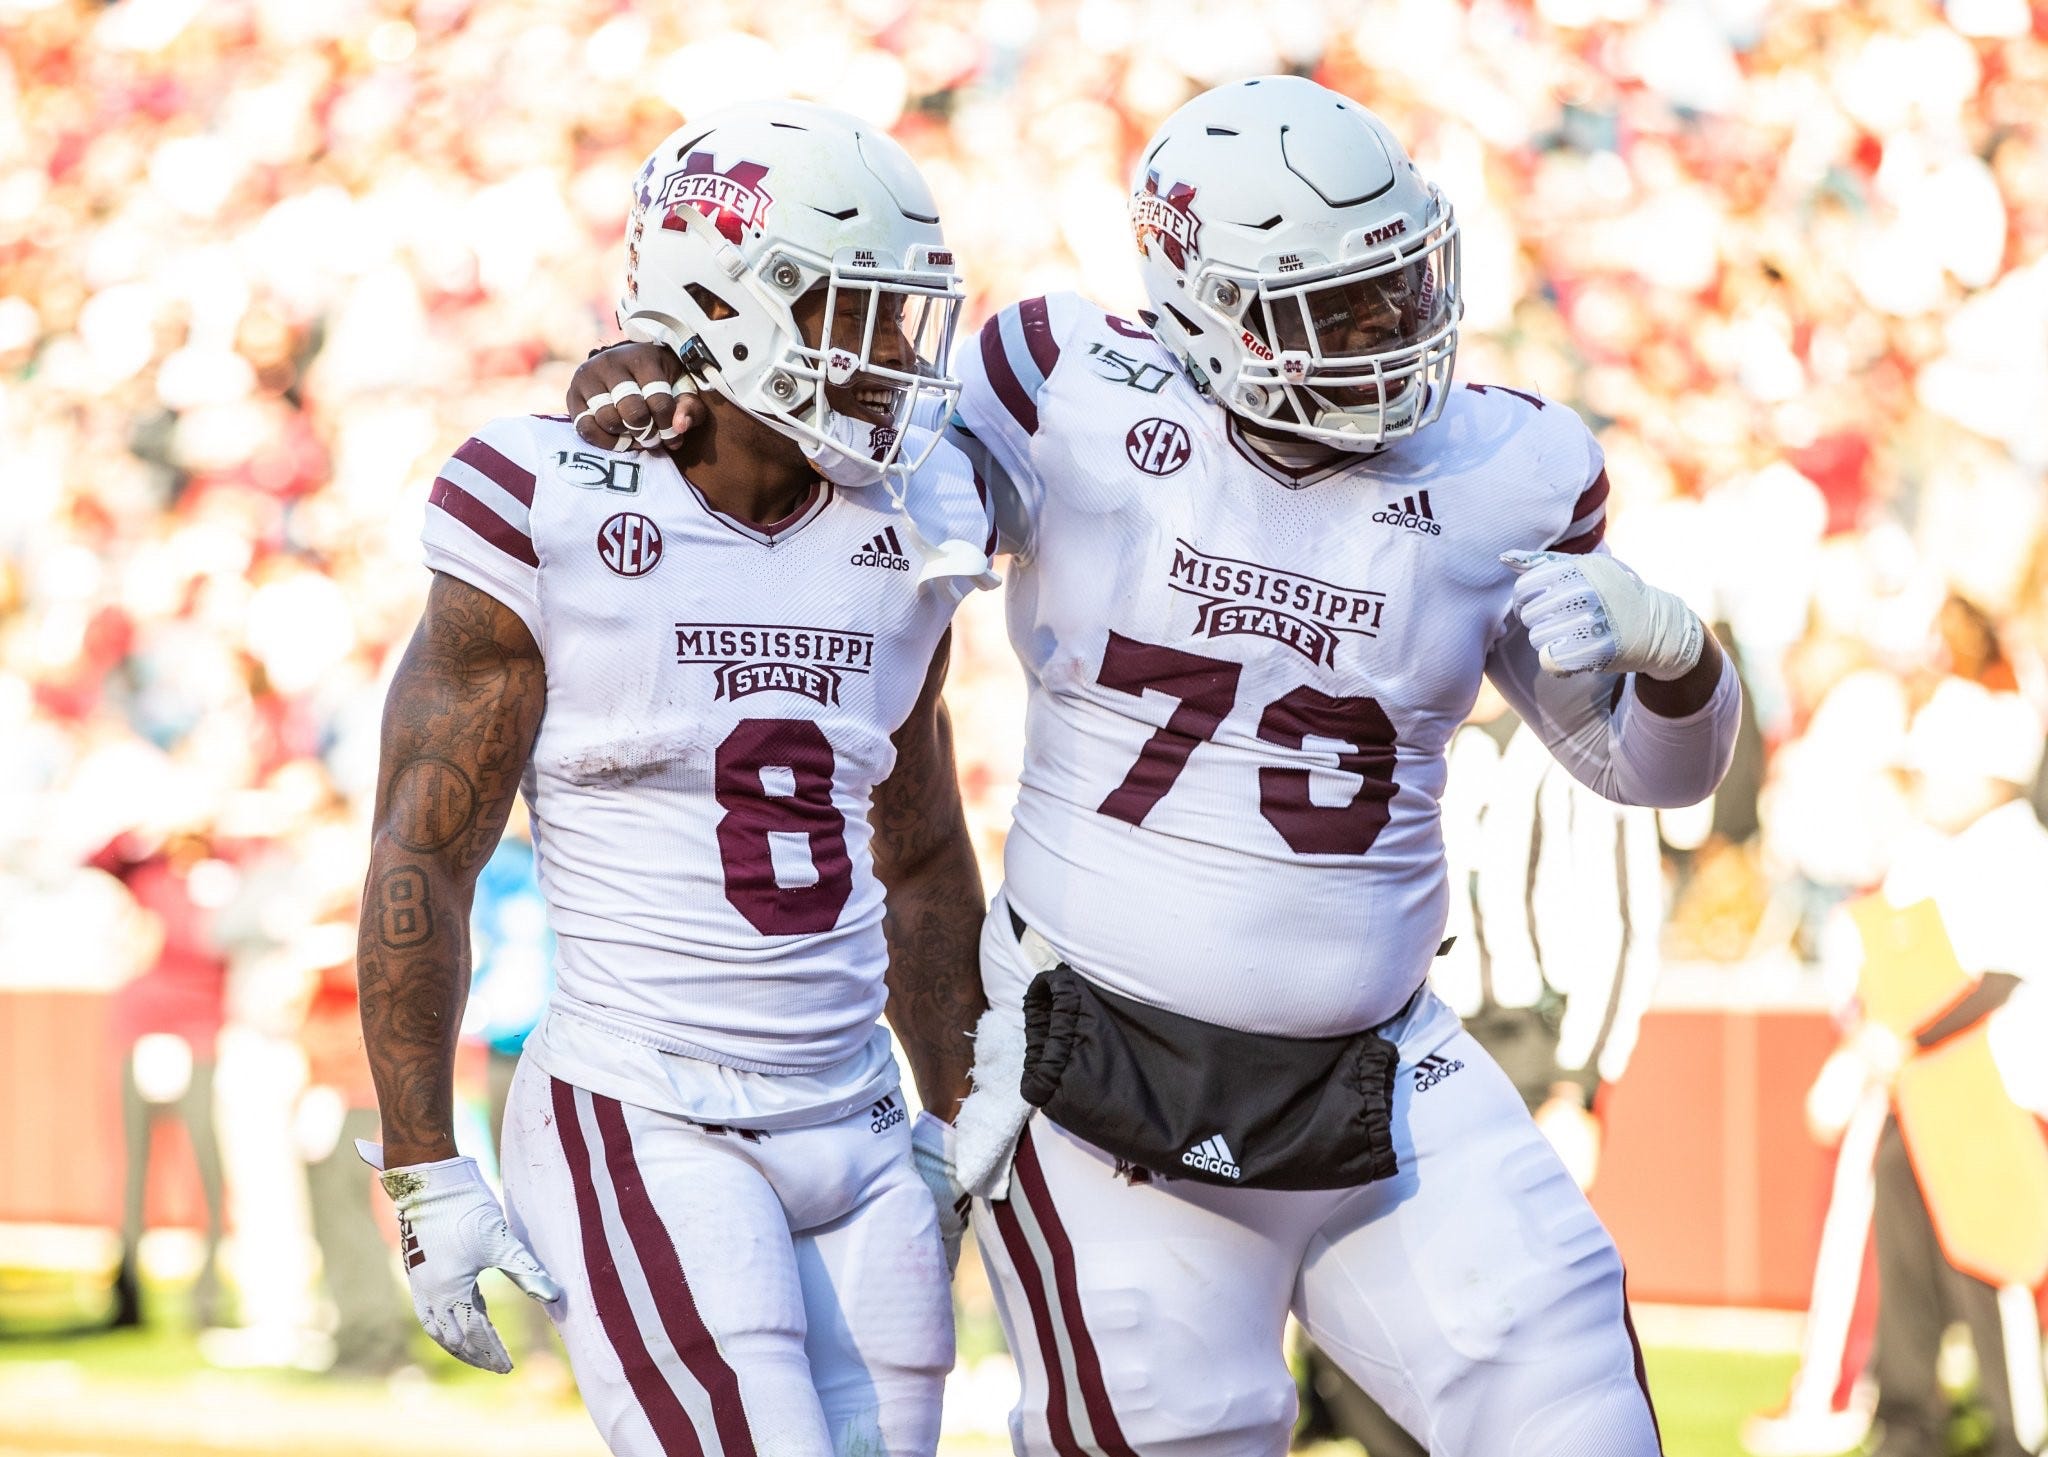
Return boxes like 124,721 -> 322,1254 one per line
421,416 -> 544,646
949,292 -> 1092,557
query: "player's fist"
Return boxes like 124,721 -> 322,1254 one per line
570,342 -> 701,453
910,1112 -> 971,1273
358,1143 -> 562,1373
1501,549 -> 1704,681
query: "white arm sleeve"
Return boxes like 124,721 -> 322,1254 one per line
1486,613 -> 1741,809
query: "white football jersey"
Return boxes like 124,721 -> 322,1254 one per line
955,294 -> 1620,1038
421,414 -> 993,1073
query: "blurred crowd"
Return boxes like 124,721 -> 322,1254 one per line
4,0 -> 2047,1222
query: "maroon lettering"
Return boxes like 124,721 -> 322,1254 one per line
1255,688 -> 1400,855
713,719 -> 852,935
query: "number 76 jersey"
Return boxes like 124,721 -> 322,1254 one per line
956,294 -> 1613,1039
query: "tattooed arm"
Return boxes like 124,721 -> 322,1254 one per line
359,573 -> 546,1167
871,630 -> 988,1122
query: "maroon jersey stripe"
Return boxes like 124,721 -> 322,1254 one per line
1551,517 -> 1607,555
989,1194 -> 1084,1455
1018,295 -> 1061,379
550,1079 -> 707,1457
429,477 -> 539,568
1620,1272 -> 1665,1451
454,436 -> 537,507
591,1094 -> 756,1457
1013,1130 -> 1139,1456
970,467 -> 998,555
1570,468 -> 1610,524
980,313 -> 1040,436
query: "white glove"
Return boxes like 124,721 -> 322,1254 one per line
357,1140 -> 562,1373
1502,549 -> 1704,680
909,1112 -> 971,1273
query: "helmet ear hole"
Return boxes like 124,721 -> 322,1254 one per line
684,283 -> 738,321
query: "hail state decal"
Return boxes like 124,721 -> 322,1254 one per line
1133,171 -> 1201,268
1166,539 -> 1387,666
657,152 -> 775,247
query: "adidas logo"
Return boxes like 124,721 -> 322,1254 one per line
1371,490 -> 1442,536
397,1210 -> 426,1270
869,1093 -> 905,1133
1181,1133 -> 1242,1180
851,526 -> 911,571
1411,1052 -> 1464,1092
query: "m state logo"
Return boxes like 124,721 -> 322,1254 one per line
1166,539 -> 1387,666
1126,417 -> 1192,476
657,152 -> 774,247
1133,171 -> 1201,268
598,512 -> 663,577
674,623 -> 876,707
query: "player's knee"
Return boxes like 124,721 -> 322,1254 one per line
1511,1370 -> 1662,1457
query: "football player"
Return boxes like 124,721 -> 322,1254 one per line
570,78 -> 1740,1456
357,101 -> 995,1457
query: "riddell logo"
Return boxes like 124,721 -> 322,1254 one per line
852,526 -> 910,571
1239,328 -> 1275,363
1372,490 -> 1442,536
658,152 -> 774,246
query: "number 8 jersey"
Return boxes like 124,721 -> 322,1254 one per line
955,294 -> 1626,1039
420,414 -> 993,1075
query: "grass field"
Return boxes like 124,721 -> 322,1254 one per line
0,1309 -> 1807,1457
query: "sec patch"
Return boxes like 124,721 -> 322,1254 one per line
598,512 -> 663,577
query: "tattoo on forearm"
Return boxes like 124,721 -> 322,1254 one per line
873,637 -> 989,1119
374,866 -> 435,949
388,759 -> 478,852
358,574 -> 544,1161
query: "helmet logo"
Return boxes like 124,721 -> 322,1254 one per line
1133,171 -> 1201,269
826,348 -> 860,385
658,152 -> 775,247
1125,418 -> 1192,477
1359,218 -> 1408,249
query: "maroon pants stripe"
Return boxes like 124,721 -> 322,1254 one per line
590,1093 -> 757,1457
549,1078 -> 706,1457
990,1193 -> 1084,1455
1619,1272 -> 1664,1452
1012,1131 -> 1139,1457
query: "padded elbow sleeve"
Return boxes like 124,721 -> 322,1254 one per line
1607,651 -> 1741,808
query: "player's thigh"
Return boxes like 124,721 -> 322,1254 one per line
792,1109 -> 953,1457
971,1114 -> 1323,1457
501,1058 -> 830,1457
1294,1030 -> 1660,1457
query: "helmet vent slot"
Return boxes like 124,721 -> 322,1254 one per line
1205,126 -> 1238,136
1247,215 -> 1283,230
684,284 -> 738,321
1164,302 -> 1205,336
810,205 -> 860,220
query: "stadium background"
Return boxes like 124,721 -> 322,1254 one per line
2,0 -> 2046,1452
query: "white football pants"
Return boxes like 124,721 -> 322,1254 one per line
973,898 -> 1663,1457
500,1056 -> 953,1457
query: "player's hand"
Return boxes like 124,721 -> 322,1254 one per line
910,1111 -> 971,1273
1501,549 -> 1705,681
359,1144 -> 562,1373
570,342 -> 702,453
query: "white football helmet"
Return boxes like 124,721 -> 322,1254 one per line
620,101 -> 964,487
1132,77 -> 1461,451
